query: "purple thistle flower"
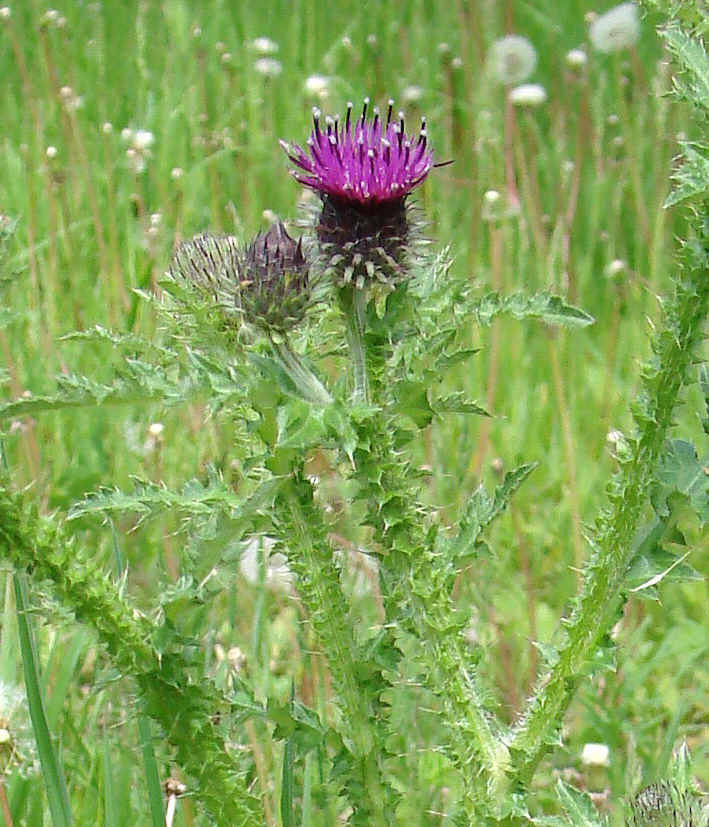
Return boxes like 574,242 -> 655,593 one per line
280,98 -> 434,206
281,99 -> 436,289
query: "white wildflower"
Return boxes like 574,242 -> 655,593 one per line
402,84 -> 424,104
589,2 -> 640,53
123,128 -> 154,174
566,47 -> 588,68
252,36 -> 279,54
508,82 -> 547,107
304,74 -> 330,98
45,146 -> 58,160
132,129 -> 154,151
254,57 -> 282,78
490,34 -> 537,85
0,6 -> 10,19
581,743 -> 610,767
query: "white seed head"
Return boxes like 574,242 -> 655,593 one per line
0,7 -> 11,20
490,34 -> 537,85
251,36 -> 279,55
45,145 -> 58,160
402,84 -> 424,104
132,129 -> 154,150
304,74 -> 330,98
581,743 -> 610,767
102,121 -> 113,134
508,82 -> 547,107
148,422 -> 164,438
589,2 -> 640,53
254,57 -> 282,77
566,47 -> 588,68
171,166 -> 183,180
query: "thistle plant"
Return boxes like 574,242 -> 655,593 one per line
1,2 -> 709,826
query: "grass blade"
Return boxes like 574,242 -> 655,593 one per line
14,574 -> 72,827
138,711 -> 165,827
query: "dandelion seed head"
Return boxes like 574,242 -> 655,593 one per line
508,82 -> 547,107
254,57 -> 283,78
490,34 -> 537,85
589,2 -> 640,53
304,74 -> 330,98
251,36 -> 279,55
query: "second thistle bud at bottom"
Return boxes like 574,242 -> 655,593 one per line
238,222 -> 312,332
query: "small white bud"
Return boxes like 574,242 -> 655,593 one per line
508,83 -> 547,107
566,48 -> 588,68
581,743 -> 610,767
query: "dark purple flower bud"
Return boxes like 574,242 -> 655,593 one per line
238,221 -> 311,332
168,224 -> 311,334
281,99 -> 436,289
628,782 -> 704,827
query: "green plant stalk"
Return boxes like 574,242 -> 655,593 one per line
339,286 -> 370,404
349,412 -> 504,816
509,207 -> 709,781
279,477 -> 394,826
14,574 -> 73,827
0,487 -> 263,827
269,335 -> 333,406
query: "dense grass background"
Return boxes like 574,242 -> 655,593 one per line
1,0 -> 707,824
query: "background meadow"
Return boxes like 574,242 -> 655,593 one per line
1,0 -> 708,824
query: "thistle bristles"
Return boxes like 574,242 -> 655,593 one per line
239,221 -> 312,332
168,223 -> 312,333
282,98 -> 435,288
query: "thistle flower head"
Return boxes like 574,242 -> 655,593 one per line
281,99 -> 434,206
281,99 -> 435,288
168,224 -> 311,334
589,3 -> 640,54
627,782 -> 708,827
238,221 -> 311,332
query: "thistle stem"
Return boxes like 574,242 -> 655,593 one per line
509,208 -> 709,783
268,336 -> 333,406
340,286 -> 370,405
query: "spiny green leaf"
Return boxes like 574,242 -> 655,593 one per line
472,291 -> 594,327
663,22 -> 709,112
67,474 -> 285,529
664,142 -> 709,206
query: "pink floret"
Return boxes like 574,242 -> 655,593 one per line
280,99 -> 434,206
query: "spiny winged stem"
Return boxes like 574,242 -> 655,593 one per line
268,333 -> 333,405
0,487 -> 263,826
340,285 -> 370,404
350,411 -> 507,815
279,476 -> 394,825
509,207 -> 709,784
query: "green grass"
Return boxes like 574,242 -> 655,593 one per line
0,1 -> 707,825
